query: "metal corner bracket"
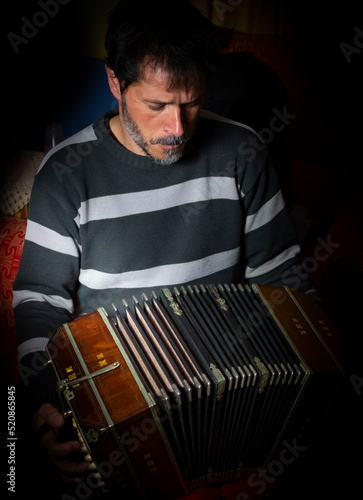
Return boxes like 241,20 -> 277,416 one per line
58,362 -> 121,402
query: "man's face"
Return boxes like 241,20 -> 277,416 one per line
118,65 -> 206,165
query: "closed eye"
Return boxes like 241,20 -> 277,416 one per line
149,104 -> 166,111
183,98 -> 202,109
145,96 -> 203,112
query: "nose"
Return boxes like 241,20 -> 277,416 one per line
164,107 -> 185,137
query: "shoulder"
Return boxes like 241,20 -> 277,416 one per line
199,109 -> 263,146
198,110 -> 267,166
200,109 -> 261,136
39,117 -> 105,170
197,110 -> 269,179
34,114 -> 112,187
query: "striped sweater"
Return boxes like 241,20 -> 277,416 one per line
13,109 -> 309,403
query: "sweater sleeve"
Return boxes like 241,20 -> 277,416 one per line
239,138 -> 311,292
13,163 -> 81,414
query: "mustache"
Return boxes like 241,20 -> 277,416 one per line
150,135 -> 191,146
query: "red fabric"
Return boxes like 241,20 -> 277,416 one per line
175,477 -> 282,500
0,216 -> 27,386
220,477 -> 282,500
223,32 -> 307,114
177,488 -> 221,500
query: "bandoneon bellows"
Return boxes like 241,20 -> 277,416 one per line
46,284 -> 344,499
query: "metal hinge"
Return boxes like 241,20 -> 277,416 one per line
58,362 -> 121,402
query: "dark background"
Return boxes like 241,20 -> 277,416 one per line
3,0 -> 362,168
2,2 -> 362,499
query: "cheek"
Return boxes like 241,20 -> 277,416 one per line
131,108 -> 161,136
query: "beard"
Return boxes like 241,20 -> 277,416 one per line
121,94 -> 191,165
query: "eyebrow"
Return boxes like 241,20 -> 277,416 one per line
142,96 -> 203,106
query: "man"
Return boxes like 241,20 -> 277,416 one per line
13,0 -> 311,492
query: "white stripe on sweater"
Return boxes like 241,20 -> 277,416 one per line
79,247 -> 241,290
13,289 -> 74,312
25,220 -> 79,257
76,177 -> 239,225
38,125 -> 97,173
17,338 -> 50,361
245,244 -> 300,279
201,109 -> 263,141
245,191 -> 285,233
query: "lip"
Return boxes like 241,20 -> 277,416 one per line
161,144 -> 182,150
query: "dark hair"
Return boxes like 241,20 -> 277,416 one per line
105,0 -> 229,92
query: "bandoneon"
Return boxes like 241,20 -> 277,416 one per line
45,284 -> 344,499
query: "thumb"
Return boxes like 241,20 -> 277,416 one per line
33,403 -> 64,432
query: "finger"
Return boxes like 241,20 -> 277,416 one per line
58,460 -> 90,480
33,403 -> 64,431
40,429 -> 81,460
39,430 -> 90,483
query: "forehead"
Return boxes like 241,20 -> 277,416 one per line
131,64 -> 206,101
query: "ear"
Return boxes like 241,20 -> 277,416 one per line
105,65 -> 121,101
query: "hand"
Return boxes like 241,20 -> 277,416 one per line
33,403 -> 90,483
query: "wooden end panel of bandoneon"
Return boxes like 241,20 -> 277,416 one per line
47,309 -> 186,500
